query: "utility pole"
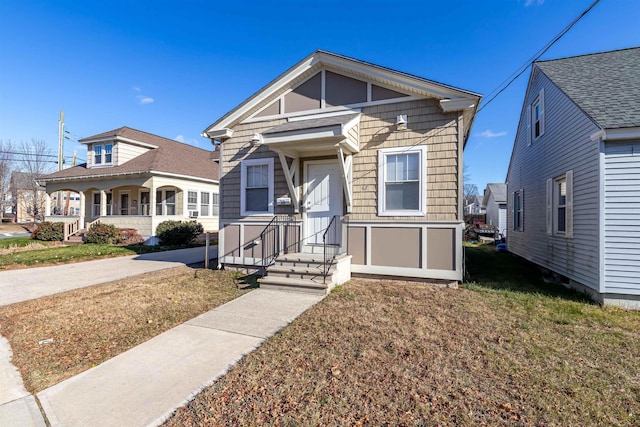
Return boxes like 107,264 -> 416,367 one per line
57,110 -> 64,214
64,150 -> 77,215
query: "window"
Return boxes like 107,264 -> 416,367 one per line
92,192 -> 112,216
527,89 -> 545,144
201,192 -> 210,216
378,146 -> 426,216
105,144 -> 113,163
187,191 -> 198,212
94,145 -> 102,164
212,193 -> 219,216
241,158 -> 274,215
156,189 -> 176,216
547,171 -> 573,238
513,190 -> 523,231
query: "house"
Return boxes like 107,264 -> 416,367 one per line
10,171 -> 49,222
506,47 -> 640,309
202,50 -> 481,292
41,127 -> 220,243
482,183 -> 507,237
464,194 -> 485,216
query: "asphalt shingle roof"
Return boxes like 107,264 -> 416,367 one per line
482,183 -> 507,207
535,47 -> 640,129
42,127 -> 218,182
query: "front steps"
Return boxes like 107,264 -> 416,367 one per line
260,253 -> 351,295
64,229 -> 86,245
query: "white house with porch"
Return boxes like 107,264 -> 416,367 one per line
40,127 -> 219,243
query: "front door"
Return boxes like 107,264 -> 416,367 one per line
304,161 -> 342,246
120,193 -> 129,215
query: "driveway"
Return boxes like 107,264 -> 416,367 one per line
0,246 -> 218,307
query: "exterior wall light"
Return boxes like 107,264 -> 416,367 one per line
250,133 -> 263,145
396,115 -> 408,131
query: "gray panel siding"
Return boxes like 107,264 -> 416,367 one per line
604,140 -> 640,295
506,70 -> 601,291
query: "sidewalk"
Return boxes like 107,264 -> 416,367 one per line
37,289 -> 324,426
0,246 -> 216,307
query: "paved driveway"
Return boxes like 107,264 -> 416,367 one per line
0,246 -> 218,307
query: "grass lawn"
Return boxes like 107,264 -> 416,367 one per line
162,245 -> 639,426
0,267 -> 253,393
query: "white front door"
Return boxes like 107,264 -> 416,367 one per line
304,161 -> 343,246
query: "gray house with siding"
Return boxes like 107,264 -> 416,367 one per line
203,50 -> 481,293
506,47 -> 640,309
482,183 -> 507,237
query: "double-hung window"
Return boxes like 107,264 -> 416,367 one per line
513,190 -> 523,231
547,171 -> 573,238
104,144 -> 113,163
241,158 -> 274,215
378,146 -> 426,216
200,192 -> 210,216
212,193 -> 219,216
528,89 -> 545,144
94,145 -> 102,165
187,191 -> 198,214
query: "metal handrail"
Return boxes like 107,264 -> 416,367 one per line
259,215 -> 294,273
322,215 -> 340,283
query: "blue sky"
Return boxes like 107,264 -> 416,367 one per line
1,0 -> 638,191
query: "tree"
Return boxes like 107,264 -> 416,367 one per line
14,139 -> 55,222
462,163 -> 479,205
0,139 -> 15,221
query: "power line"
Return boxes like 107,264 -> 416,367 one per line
477,0 -> 601,114
0,150 -> 86,163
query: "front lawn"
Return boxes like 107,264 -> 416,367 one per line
162,245 -> 639,426
0,267 -> 253,392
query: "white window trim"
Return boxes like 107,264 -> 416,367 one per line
531,88 -> 545,142
513,189 -> 524,231
200,191 -> 211,217
377,145 -> 427,217
156,188 -> 177,216
240,158 -> 274,216
93,143 -> 114,166
546,170 -> 573,238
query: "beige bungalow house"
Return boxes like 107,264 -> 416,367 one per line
203,50 -> 481,293
41,127 -> 219,243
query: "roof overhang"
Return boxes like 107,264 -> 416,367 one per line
590,126 -> 640,141
79,135 -> 158,149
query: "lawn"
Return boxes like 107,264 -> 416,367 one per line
162,245 -> 639,426
0,267 -> 253,392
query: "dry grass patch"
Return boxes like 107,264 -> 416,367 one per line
0,267 -> 252,393
165,252 -> 639,426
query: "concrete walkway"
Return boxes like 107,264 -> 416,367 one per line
37,289 -> 323,426
0,246 -> 216,306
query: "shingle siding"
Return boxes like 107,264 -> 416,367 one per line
507,69 -> 601,291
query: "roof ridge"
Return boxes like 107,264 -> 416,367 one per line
535,46 -> 640,64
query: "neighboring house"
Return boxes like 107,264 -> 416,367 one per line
203,50 -> 481,292
506,47 -> 640,309
482,183 -> 507,237
41,127 -> 220,243
10,171 -> 49,222
464,195 -> 485,215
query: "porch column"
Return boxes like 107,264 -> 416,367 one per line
100,190 -> 107,216
79,192 -> 86,229
150,184 -> 156,216
45,193 -> 51,216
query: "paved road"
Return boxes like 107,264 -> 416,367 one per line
0,232 -> 31,239
0,246 -> 218,307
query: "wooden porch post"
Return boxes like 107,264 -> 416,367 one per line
100,190 -> 107,216
45,193 -> 51,216
79,191 -> 86,229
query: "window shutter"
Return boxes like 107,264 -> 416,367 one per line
565,170 -> 573,238
546,178 -> 552,235
539,89 -> 545,137
526,105 -> 531,146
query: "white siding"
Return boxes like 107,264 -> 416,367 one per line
485,193 -> 507,237
116,142 -> 150,165
506,69 -> 601,291
604,140 -> 640,295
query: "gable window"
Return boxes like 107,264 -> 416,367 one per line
241,158 -> 274,216
527,89 -> 545,145
378,146 -> 426,216
513,190 -> 523,231
547,171 -> 573,238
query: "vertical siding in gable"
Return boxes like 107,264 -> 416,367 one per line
604,140 -> 640,295
506,70 -> 601,291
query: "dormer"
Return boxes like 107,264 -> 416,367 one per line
79,127 -> 158,168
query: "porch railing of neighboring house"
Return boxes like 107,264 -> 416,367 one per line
62,218 -> 81,241
259,215 -> 296,273
322,215 -> 341,284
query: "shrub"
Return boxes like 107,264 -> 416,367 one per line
156,220 -> 203,246
85,223 -> 121,244
31,222 -> 64,241
120,228 -> 145,245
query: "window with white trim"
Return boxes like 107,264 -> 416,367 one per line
241,158 -> 274,215
156,189 -> 176,215
547,171 -> 573,238
200,192 -> 210,216
527,89 -> 545,145
94,145 -> 102,165
93,144 -> 113,165
513,190 -> 523,231
105,144 -> 113,163
378,146 -> 426,216
187,191 -> 198,212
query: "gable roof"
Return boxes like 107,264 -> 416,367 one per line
42,127 -> 218,182
535,47 -> 640,129
482,183 -> 507,207
203,50 -> 481,143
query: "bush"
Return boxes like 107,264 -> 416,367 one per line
120,228 -> 145,245
31,222 -> 64,241
156,220 -> 203,246
85,223 -> 121,244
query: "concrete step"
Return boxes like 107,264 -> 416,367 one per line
259,276 -> 328,295
266,264 -> 330,282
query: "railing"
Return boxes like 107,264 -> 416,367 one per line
259,215 -> 295,273
63,218 -> 81,241
322,215 -> 341,283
